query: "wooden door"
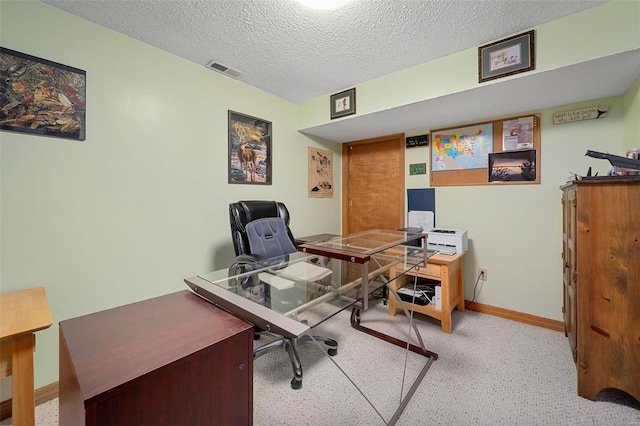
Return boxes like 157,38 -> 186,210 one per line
342,134 -> 405,234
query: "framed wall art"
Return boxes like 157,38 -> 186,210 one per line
406,134 -> 429,148
330,88 -> 356,120
308,147 -> 333,198
228,111 -> 272,185
488,149 -> 537,182
478,30 -> 535,83
0,47 -> 86,140
409,163 -> 426,175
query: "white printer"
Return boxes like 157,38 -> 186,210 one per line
427,229 -> 468,255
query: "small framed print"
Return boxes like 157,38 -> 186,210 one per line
409,163 -> 427,175
479,30 -> 535,83
330,88 -> 356,120
406,134 -> 429,148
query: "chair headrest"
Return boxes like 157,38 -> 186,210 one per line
229,201 -> 294,257
231,201 -> 290,225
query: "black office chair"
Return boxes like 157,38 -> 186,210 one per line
228,200 -> 338,389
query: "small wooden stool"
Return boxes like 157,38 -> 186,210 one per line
1,287 -> 52,426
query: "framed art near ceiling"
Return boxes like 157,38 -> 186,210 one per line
478,30 -> 535,83
228,110 -> 272,184
330,88 -> 356,120
0,47 -> 86,141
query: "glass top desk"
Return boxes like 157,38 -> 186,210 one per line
185,230 -> 437,425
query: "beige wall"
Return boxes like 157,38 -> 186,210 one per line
0,0 -> 341,394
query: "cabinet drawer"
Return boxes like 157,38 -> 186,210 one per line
411,263 -> 441,280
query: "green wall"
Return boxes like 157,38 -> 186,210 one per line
623,74 -> 640,151
0,0 -> 341,395
405,96 -> 625,322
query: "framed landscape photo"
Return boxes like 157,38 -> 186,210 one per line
0,47 -> 86,140
330,88 -> 356,120
479,30 -> 535,83
228,110 -> 272,185
488,149 -> 537,182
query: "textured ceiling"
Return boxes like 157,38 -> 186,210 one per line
42,0 -> 612,104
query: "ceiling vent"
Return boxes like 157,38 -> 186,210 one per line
205,60 -> 242,79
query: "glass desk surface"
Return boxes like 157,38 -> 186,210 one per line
184,235 -> 438,425
190,245 -> 431,337
299,229 -> 425,255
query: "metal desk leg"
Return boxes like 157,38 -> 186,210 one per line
349,279 -> 438,426
350,279 -> 438,360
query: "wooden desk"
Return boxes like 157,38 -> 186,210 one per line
0,287 -> 52,426
387,252 -> 466,333
59,290 -> 254,426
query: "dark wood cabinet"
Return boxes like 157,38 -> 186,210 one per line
59,290 -> 253,425
561,179 -> 640,402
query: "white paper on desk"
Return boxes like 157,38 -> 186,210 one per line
408,211 -> 434,232
259,273 -> 295,290
275,262 -> 332,282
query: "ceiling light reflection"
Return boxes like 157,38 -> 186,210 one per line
296,0 -> 351,10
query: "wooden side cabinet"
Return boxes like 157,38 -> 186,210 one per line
387,252 -> 466,333
59,290 -> 254,425
561,179 -> 640,402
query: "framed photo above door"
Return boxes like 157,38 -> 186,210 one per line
330,88 -> 356,120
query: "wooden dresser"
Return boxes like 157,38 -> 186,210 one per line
59,290 -> 254,425
561,179 -> 640,402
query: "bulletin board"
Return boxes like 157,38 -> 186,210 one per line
429,114 -> 540,186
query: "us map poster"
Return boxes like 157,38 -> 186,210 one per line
431,123 -> 493,171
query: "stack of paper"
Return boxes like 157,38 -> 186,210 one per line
408,211 -> 434,231
258,273 -> 295,290
275,262 -> 332,282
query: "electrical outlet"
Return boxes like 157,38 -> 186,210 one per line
478,268 -> 488,280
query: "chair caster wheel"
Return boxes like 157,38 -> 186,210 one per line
328,348 -> 338,356
290,378 -> 302,389
254,333 -> 261,341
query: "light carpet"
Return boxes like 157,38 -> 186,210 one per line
2,303 -> 639,425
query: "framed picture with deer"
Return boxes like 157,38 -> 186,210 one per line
228,110 -> 272,184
